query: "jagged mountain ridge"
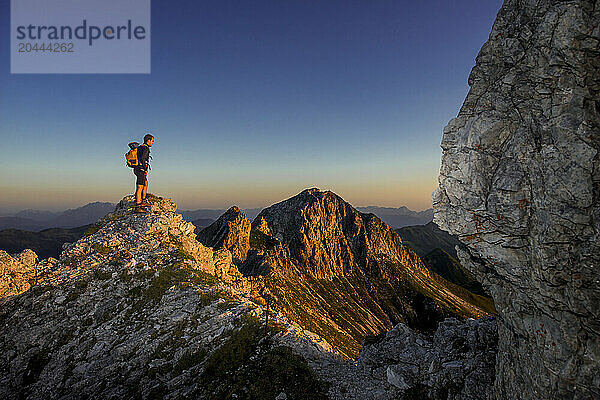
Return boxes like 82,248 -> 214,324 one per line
200,188 -> 495,357
0,195 -> 340,400
196,207 -> 251,265
0,194 -> 501,399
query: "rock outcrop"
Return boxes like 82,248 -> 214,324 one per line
0,249 -> 56,299
359,317 -> 497,400
196,206 -> 251,265
434,0 -> 600,398
247,188 -> 496,357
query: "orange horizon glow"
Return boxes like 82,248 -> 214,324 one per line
0,178 -> 437,213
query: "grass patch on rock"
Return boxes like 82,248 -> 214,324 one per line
93,268 -> 113,280
200,316 -> 328,400
64,279 -> 89,303
128,264 -> 219,315
31,284 -> 53,296
170,248 -> 195,261
64,253 -> 86,268
83,224 -> 102,236
173,347 -> 208,374
197,290 -> 222,308
92,243 -> 112,256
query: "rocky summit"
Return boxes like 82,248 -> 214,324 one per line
0,193 -> 499,400
434,0 -> 599,399
200,188 -> 495,358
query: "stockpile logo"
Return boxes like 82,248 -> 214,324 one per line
11,0 -> 151,74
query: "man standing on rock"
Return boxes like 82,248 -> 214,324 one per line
134,133 -> 154,213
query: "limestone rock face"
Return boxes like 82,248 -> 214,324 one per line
197,206 -> 251,265
433,1 -> 600,398
252,188 -> 496,357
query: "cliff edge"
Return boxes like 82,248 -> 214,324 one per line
434,1 -> 599,398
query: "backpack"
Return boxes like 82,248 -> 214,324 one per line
125,142 -> 140,168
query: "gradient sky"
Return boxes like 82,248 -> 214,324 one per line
0,0 -> 503,213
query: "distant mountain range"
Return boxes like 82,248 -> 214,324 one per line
0,204 -> 250,232
0,202 -> 115,231
181,206 -> 433,228
397,221 -> 461,258
356,206 -> 433,228
156,206 -> 433,230
1,202 -> 431,232
0,225 -> 92,260
397,222 -> 486,296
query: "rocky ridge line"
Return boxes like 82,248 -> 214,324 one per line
0,195 -> 341,399
199,188 -> 496,358
1,194 -> 500,400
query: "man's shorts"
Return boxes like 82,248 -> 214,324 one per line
134,168 -> 147,185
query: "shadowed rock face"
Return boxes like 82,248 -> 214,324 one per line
359,318 -> 498,400
434,1 -> 599,398
396,222 -> 487,296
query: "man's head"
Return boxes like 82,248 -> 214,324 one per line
144,133 -> 155,147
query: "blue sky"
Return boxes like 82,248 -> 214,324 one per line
0,0 -> 502,212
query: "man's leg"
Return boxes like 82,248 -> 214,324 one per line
135,184 -> 143,205
142,179 -> 148,200
133,169 -> 148,212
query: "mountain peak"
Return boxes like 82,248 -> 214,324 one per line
300,187 -> 322,195
197,205 -> 251,265
226,205 -> 241,214
244,188 -> 495,356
